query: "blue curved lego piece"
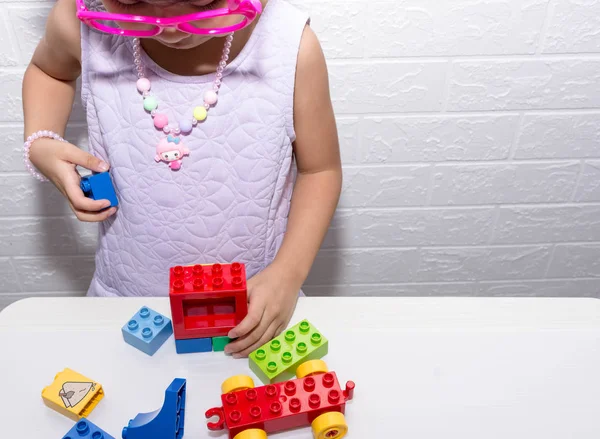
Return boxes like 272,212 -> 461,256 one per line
122,378 -> 186,439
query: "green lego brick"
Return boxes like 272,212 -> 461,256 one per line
249,319 -> 328,384
212,336 -> 231,352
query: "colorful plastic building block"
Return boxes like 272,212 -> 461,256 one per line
206,360 -> 355,439
249,320 -> 328,384
122,306 -> 173,356
62,419 -> 115,439
42,368 -> 104,421
212,336 -> 231,352
80,172 -> 118,207
122,378 -> 186,439
175,337 -> 213,354
169,263 -> 248,340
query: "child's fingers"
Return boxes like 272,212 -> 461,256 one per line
226,311 -> 269,354
61,143 -> 110,173
228,303 -> 264,340
70,206 -> 117,223
64,179 -> 112,212
239,322 -> 280,358
225,315 -> 264,354
273,323 -> 285,340
229,321 -> 279,358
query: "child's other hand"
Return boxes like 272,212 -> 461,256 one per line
29,138 -> 116,222
225,264 -> 300,358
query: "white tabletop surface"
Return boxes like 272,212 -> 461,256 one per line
1,296 -> 600,438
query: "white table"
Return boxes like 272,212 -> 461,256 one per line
1,297 -> 600,438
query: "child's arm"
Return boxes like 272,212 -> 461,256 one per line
23,0 -> 114,221
226,26 -> 342,357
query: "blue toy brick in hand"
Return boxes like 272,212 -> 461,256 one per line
80,171 -> 118,207
122,306 -> 173,356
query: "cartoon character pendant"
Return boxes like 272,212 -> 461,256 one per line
155,135 -> 190,170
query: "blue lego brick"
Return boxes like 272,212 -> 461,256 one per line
122,378 -> 186,439
175,337 -> 212,354
62,418 -> 115,439
80,171 -> 118,207
122,306 -> 173,356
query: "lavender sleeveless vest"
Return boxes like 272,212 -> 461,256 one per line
80,0 -> 309,296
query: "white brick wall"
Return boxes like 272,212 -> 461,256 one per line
1,0 -> 600,309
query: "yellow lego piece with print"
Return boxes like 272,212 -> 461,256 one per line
41,368 -> 104,421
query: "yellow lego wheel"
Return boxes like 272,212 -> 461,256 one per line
312,412 -> 348,439
221,375 -> 255,394
296,359 -> 329,378
234,429 -> 268,439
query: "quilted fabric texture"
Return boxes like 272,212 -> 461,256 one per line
80,0 -> 309,296
85,0 -> 105,12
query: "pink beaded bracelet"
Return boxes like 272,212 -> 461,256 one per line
23,130 -> 67,182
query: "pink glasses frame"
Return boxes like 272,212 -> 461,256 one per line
75,0 -> 263,37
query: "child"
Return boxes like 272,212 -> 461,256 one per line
22,0 -> 342,357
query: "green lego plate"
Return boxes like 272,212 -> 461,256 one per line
249,319 -> 328,384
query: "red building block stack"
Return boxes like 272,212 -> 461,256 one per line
169,262 -> 248,353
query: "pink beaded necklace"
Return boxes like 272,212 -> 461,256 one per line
133,35 -> 234,170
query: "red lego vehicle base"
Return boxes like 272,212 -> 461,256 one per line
169,263 -> 248,340
206,366 -> 355,439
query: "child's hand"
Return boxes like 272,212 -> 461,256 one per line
29,138 -> 116,222
225,264 -> 300,358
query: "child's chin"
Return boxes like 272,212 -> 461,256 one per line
157,36 -> 211,50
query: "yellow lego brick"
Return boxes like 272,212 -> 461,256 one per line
41,368 -> 104,421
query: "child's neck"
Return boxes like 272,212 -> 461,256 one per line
140,1 -> 266,77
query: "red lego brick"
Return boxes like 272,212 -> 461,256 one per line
205,372 -> 355,438
169,263 -> 248,340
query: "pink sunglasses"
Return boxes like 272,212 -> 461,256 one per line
76,0 -> 263,37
